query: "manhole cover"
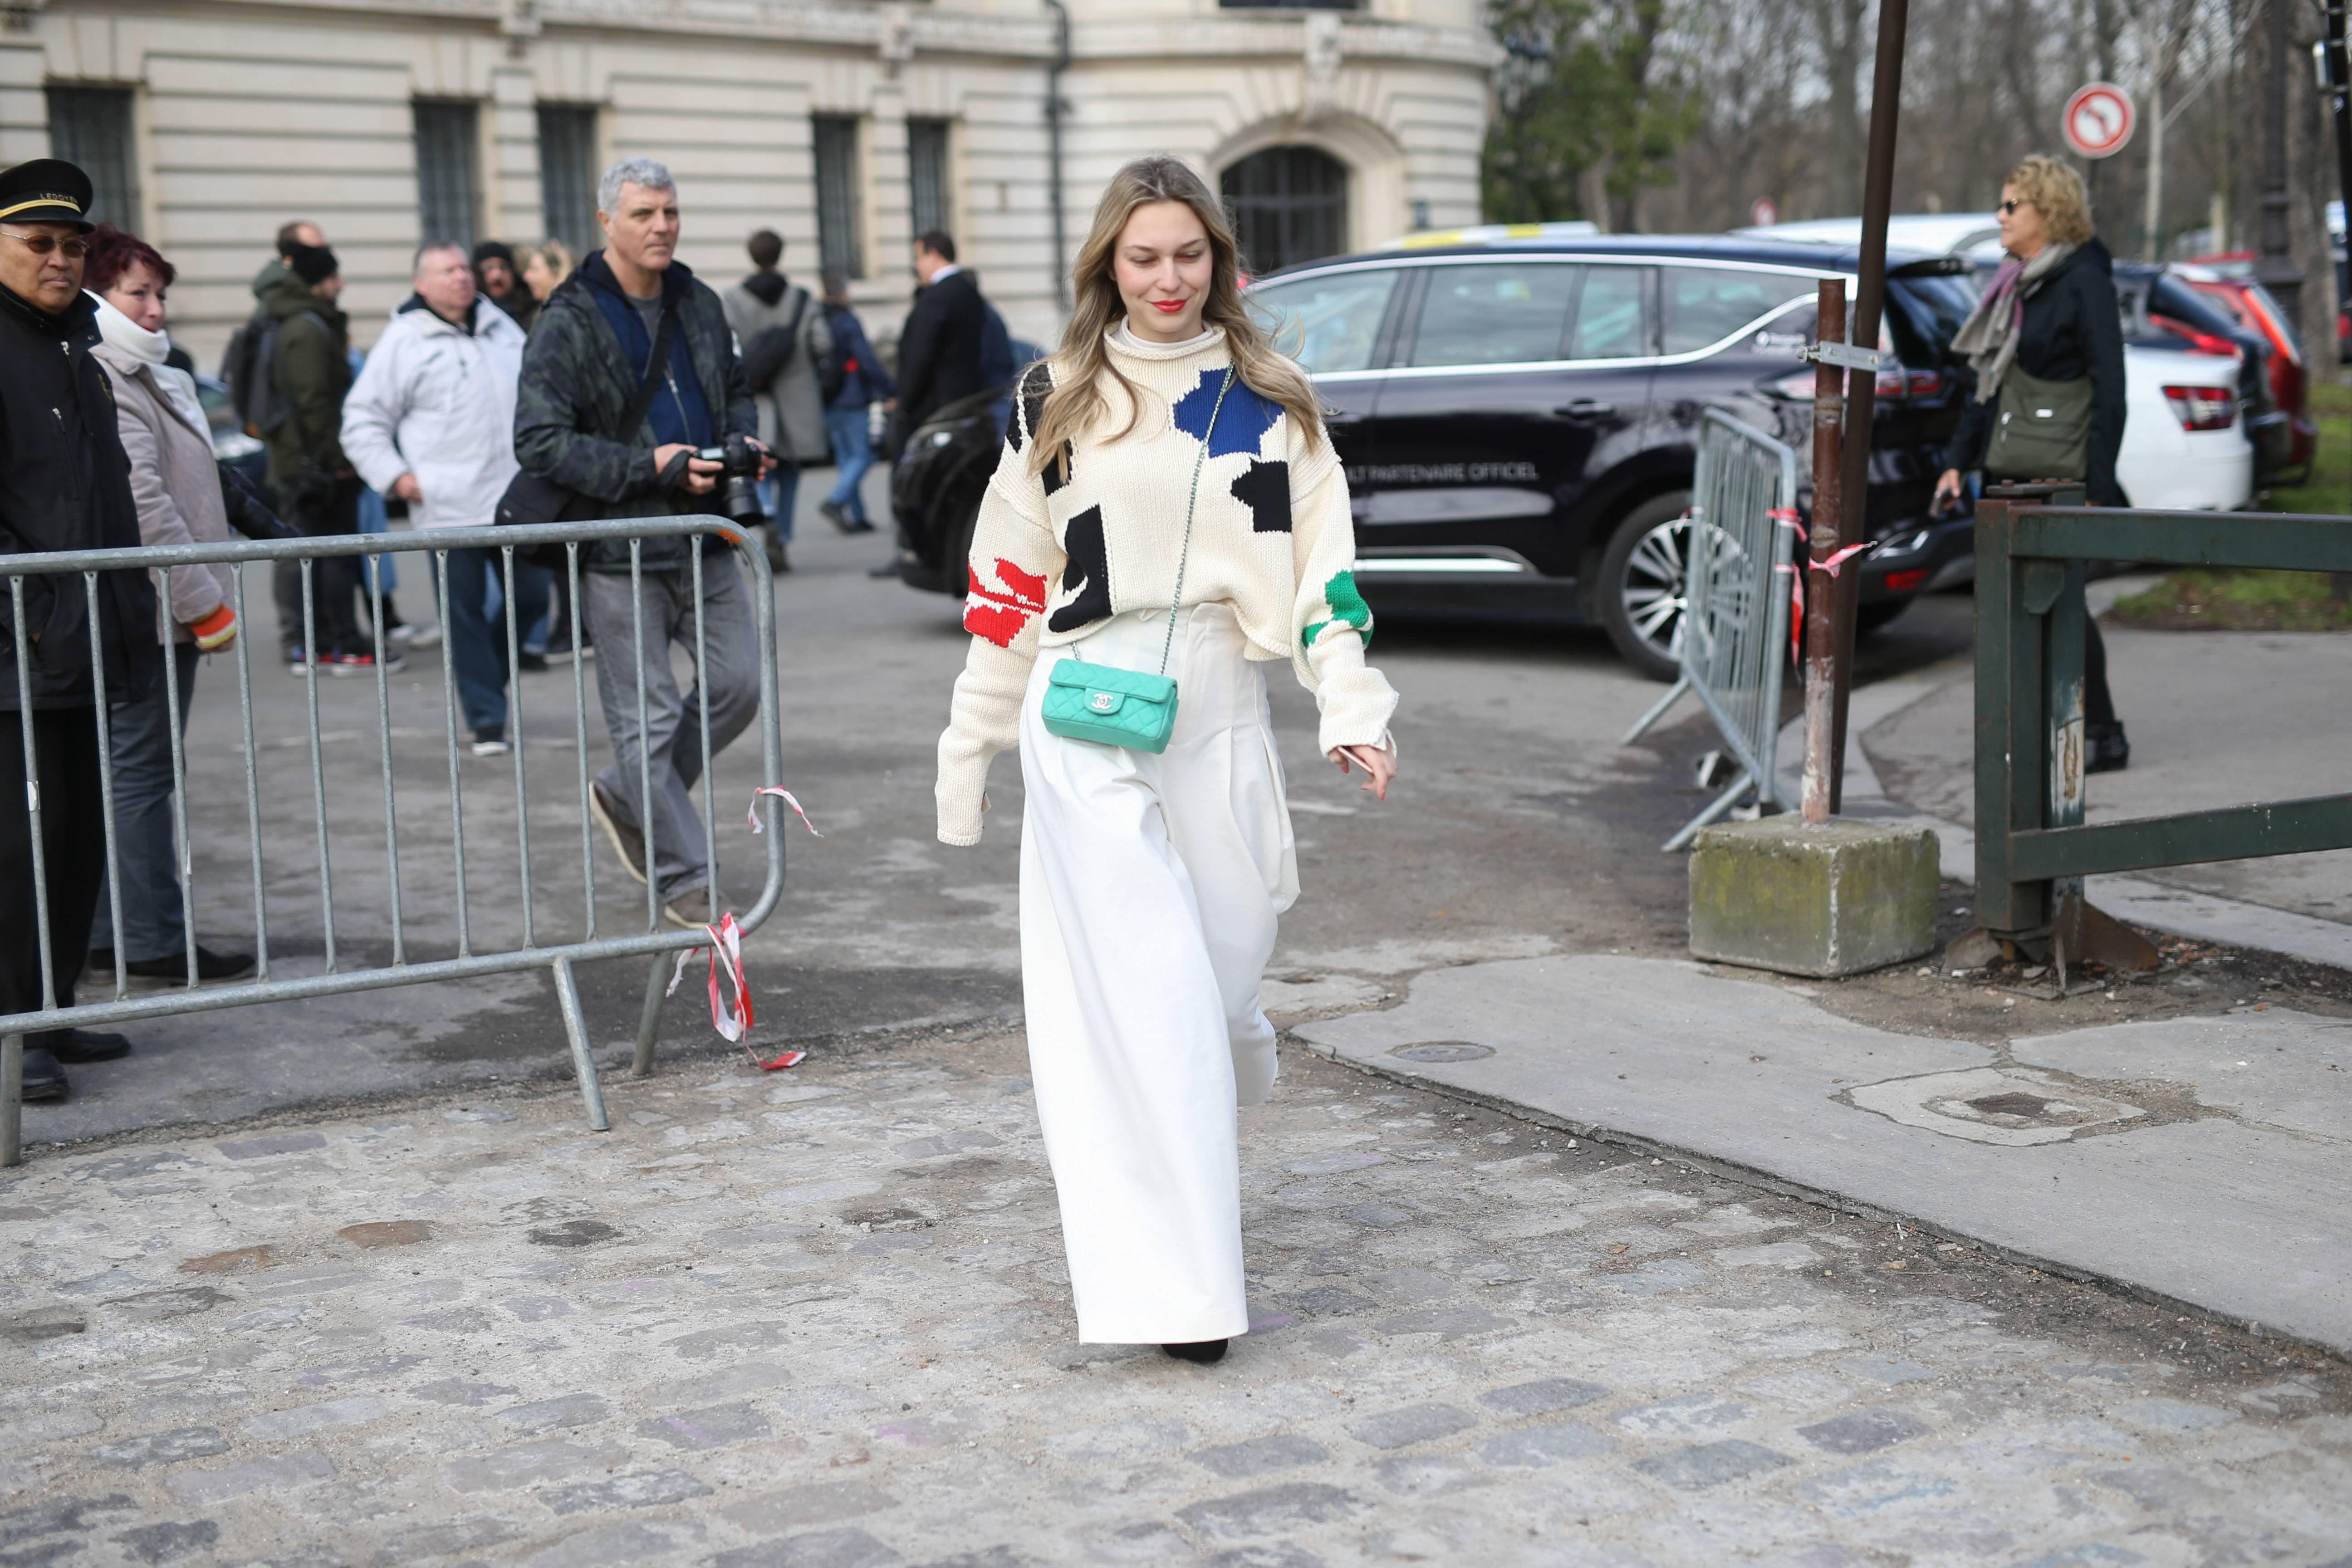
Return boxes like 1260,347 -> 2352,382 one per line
1391,1041 -> 1494,1063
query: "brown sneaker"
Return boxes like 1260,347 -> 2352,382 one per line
589,781 -> 647,885
662,885 -> 715,930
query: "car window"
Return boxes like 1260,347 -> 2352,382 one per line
1403,262 -> 1580,368
1660,266 -> 1814,354
1568,266 -> 1649,359
1884,274 -> 1975,368
1245,269 -> 1400,375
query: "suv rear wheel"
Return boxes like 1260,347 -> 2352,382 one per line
1596,490 -> 1695,682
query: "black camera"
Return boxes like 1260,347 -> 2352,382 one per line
693,433 -> 766,526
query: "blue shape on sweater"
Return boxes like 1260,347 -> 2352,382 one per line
1171,369 -> 1280,458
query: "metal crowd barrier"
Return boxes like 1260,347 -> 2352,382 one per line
1973,485 -> 2352,946
0,516 -> 789,1166
1622,409 -> 1801,850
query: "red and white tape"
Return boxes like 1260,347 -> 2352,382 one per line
748,785 -> 823,838
1770,512 -> 1877,664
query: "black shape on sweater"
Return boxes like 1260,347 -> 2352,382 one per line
1048,505 -> 1112,632
1230,459 -> 1291,533
1942,236 -> 2128,506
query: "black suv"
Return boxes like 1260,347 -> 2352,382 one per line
889,230 -> 1980,679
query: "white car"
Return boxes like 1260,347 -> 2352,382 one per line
1740,214 -> 2254,511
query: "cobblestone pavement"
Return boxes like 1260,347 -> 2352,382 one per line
7,1030 -> 2350,1568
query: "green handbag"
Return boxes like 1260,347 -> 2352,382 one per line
1039,366 -> 1235,755
1986,363 -> 2094,482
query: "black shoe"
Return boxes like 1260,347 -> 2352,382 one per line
19,1048 -> 67,1101
766,536 -> 791,574
47,1031 -> 129,1064
820,500 -> 856,534
517,650 -> 549,674
2085,721 -> 2130,774
86,946 -> 115,983
1162,1339 -> 1228,1364
125,946 -> 257,986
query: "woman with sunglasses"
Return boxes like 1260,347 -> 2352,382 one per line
1932,155 -> 2131,771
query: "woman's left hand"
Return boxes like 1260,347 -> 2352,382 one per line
1331,742 -> 1397,802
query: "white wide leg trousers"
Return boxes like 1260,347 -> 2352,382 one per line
1018,602 -> 1299,1345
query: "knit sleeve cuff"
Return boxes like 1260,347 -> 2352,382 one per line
1312,660 -> 1399,756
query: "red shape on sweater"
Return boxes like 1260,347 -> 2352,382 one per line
963,557 -> 1048,647
963,602 -> 1029,648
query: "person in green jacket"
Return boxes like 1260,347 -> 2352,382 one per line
261,244 -> 382,673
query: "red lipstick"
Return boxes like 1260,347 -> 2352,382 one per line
1151,299 -> 1187,314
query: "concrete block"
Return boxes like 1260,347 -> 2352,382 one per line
1689,816 -> 1938,977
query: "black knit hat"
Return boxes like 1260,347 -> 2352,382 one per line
287,242 -> 338,285
472,240 -> 517,270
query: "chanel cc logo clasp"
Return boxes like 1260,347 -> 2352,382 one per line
1089,692 -> 1118,713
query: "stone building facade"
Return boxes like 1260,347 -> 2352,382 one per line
0,0 -> 1496,364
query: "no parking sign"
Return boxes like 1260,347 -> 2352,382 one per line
2062,82 -> 2135,159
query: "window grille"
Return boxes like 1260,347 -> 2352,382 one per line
413,100 -> 479,250
537,104 -> 600,255
813,116 -> 863,279
908,118 -> 951,240
45,86 -> 139,230
1220,146 -> 1348,276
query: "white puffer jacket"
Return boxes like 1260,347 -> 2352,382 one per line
341,296 -> 526,529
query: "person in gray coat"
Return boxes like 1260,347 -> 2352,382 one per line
83,225 -> 258,989
720,229 -> 831,573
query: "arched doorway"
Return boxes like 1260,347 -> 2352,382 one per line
1220,146 -> 1348,275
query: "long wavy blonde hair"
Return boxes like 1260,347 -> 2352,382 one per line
1027,156 -> 1322,476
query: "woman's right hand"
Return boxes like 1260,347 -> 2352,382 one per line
1931,469 -> 1965,515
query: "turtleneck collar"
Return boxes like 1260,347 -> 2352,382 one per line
1106,323 -> 1226,362
88,289 -> 171,365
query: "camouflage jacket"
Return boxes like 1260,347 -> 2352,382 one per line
512,252 -> 755,572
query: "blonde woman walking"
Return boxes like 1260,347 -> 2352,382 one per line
936,157 -> 1398,1362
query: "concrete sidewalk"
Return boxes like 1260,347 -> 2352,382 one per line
1297,954 -> 2352,1357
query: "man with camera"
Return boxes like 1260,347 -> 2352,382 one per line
512,157 -> 769,929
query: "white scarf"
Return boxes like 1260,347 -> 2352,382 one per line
88,289 -> 210,437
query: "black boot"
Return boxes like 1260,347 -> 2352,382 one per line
2085,721 -> 2130,774
19,1047 -> 67,1102
1162,1339 -> 1228,1364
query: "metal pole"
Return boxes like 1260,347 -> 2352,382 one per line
1829,0 -> 1908,816
1043,0 -> 1073,312
2256,0 -> 2304,331
1,1033 -> 19,1168
1801,278 -> 1847,825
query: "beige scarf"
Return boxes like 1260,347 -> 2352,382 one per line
1950,241 -> 2076,402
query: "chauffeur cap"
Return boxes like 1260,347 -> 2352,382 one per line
0,158 -> 97,232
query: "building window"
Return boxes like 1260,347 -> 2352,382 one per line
908,118 -> 951,241
1220,146 -> 1348,275
537,104 -> 599,255
813,115 -> 863,279
413,100 -> 480,249
46,86 -> 139,230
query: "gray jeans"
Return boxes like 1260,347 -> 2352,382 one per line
580,559 -> 760,903
89,650 -> 201,962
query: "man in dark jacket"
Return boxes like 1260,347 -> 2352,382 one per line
513,157 -> 768,929
0,159 -> 160,1100
890,230 -> 989,451
261,242 -> 377,671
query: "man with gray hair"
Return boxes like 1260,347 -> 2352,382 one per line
512,157 -> 770,929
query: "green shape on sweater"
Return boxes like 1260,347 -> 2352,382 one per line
1302,569 -> 1373,651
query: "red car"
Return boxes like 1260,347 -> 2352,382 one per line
2180,253 -> 2318,477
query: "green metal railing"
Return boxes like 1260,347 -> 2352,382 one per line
1974,483 -> 2352,944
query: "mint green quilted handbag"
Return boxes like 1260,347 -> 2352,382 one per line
1039,367 -> 1235,755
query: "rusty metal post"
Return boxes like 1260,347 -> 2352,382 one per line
1828,0 -> 1910,813
1800,278 -> 1847,825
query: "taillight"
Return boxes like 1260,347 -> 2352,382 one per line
1882,568 -> 1929,593
2151,314 -> 2239,357
2161,384 -> 2235,431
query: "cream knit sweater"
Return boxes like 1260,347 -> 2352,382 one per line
935,328 -> 1398,845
